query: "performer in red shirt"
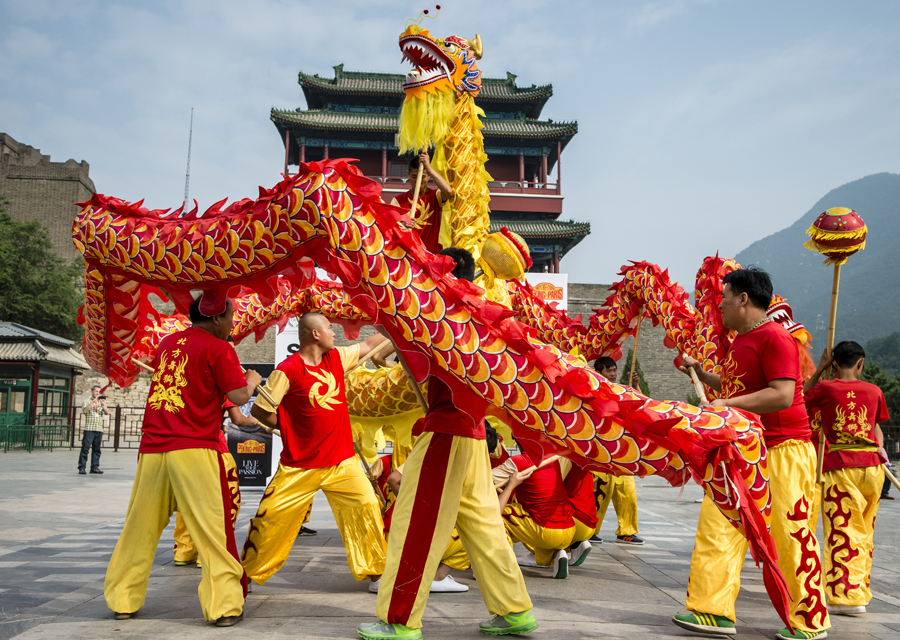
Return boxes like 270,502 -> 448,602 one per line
558,459 -> 598,566
590,357 -> 644,545
674,268 -> 829,640
496,452 -> 575,579
241,314 -> 387,588
359,248 -> 535,640
804,341 -> 889,615
390,152 -> 453,255
104,296 -> 261,627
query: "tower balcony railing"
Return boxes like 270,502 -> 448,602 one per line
374,176 -> 561,196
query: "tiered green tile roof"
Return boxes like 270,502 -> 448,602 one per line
300,65 -> 553,118
271,108 -> 577,140
490,219 -> 591,239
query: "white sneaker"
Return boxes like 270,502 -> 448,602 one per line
430,575 -> 468,593
368,579 -> 380,593
516,551 -> 539,567
569,540 -> 592,567
828,603 -> 865,615
552,549 -> 568,579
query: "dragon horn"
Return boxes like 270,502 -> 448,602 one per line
465,34 -> 483,59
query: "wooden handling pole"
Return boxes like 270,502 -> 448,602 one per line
132,358 -> 154,374
494,455 -> 561,488
410,162 -> 425,218
354,441 -> 387,505
817,263 -> 843,485
394,350 -> 429,414
345,339 -> 392,379
630,308 -> 644,385
885,465 -> 900,492
681,354 -> 708,404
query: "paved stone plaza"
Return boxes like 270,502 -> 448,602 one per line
0,451 -> 898,640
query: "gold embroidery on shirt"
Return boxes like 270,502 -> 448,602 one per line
148,351 -> 188,413
308,368 -> 341,411
720,352 -> 746,398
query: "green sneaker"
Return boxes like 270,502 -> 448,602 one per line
479,609 -> 539,636
357,620 -> 422,640
173,559 -> 197,566
672,612 -> 736,635
775,628 -> 828,639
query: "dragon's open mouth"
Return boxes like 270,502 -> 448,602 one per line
400,35 -> 455,89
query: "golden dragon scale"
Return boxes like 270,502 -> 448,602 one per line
73,159 -> 790,619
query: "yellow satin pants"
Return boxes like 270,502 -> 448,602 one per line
441,528 -> 470,571
241,456 -> 385,584
822,465 -> 883,606
593,473 -> 639,537
573,517 -> 595,544
104,449 -> 246,620
502,501 -> 575,567
174,453 -> 240,563
685,440 -> 830,632
377,433 -> 532,629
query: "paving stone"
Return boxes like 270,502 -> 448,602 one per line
1,450 -> 898,639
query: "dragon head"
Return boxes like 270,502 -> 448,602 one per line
399,25 -> 482,101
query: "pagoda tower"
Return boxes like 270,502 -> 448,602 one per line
271,64 -> 589,272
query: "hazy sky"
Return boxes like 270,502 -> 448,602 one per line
2,0 -> 899,288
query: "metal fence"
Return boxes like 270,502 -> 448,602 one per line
30,404 -> 148,451
0,425 -> 72,453
9,405 -> 900,460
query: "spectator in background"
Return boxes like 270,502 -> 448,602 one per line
79,385 -> 108,475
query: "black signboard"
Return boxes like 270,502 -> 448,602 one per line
226,363 -> 276,487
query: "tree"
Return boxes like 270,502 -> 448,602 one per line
861,359 -> 900,420
865,332 -> 900,378
0,209 -> 83,340
619,349 -> 651,395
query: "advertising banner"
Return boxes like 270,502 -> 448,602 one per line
523,273 -> 568,311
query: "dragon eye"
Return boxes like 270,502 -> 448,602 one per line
443,41 -> 458,53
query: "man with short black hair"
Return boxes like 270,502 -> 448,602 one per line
590,357 -> 643,545
105,295 -> 261,627
79,385 -> 108,474
673,267 -> 830,639
804,341 -> 889,616
391,152 -> 453,254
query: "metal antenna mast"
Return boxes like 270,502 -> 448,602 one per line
183,108 -> 193,205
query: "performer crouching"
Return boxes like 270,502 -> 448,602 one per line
104,295 -> 260,626
804,341 -> 889,616
358,248 -> 535,640
673,267 -> 830,639
241,313 -> 387,588
497,452 -> 575,579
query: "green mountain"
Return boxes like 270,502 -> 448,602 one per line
735,172 -> 900,349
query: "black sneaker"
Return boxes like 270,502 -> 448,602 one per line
215,613 -> 243,627
90,469 -> 104,474
588,534 -> 602,543
616,534 -> 644,545
882,495 -> 895,500
78,469 -> 87,475
298,526 -> 317,536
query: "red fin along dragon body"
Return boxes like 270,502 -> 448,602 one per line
72,20 -> 794,624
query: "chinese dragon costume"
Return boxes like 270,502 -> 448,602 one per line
72,19 -> 797,626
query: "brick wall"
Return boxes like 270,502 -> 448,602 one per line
568,283 -> 695,402
0,132 -> 95,261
